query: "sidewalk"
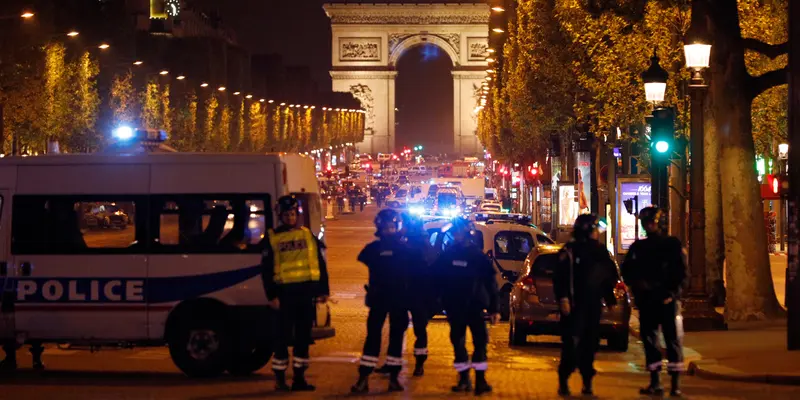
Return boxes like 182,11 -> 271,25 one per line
685,321 -> 800,385
626,254 -> 800,385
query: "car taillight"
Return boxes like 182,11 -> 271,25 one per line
614,281 -> 627,298
520,276 -> 536,294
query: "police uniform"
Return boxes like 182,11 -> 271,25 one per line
622,232 -> 687,394
554,238 -> 618,395
261,224 -> 329,390
353,235 -> 413,392
404,226 -> 434,376
435,235 -> 497,393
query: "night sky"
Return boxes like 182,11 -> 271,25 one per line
201,0 -> 454,151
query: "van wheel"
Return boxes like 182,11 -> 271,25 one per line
169,316 -> 230,378
607,332 -> 629,352
228,346 -> 273,376
508,321 -> 527,346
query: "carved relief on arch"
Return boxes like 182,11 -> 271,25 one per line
388,34 -> 460,66
349,84 -> 376,135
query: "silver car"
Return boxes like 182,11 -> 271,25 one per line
508,245 -> 631,351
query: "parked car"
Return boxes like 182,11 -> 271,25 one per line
508,245 -> 631,351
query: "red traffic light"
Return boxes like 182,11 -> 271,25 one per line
767,174 -> 779,194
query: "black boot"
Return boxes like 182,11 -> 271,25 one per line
291,367 -> 316,391
581,374 -> 594,395
451,370 -> 472,392
639,371 -> 664,395
474,370 -> 492,395
669,372 -> 682,397
273,370 -> 290,391
557,373 -> 570,396
388,370 -> 404,392
351,374 -> 369,394
413,355 -> 426,377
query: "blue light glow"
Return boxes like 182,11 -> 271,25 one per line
655,140 -> 669,153
113,126 -> 134,141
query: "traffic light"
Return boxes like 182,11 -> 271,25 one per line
768,174 -> 779,195
649,107 -> 675,158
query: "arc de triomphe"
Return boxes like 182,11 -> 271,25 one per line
324,3 -> 489,156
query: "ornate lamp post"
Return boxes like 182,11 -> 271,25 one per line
641,54 -> 671,214
682,9 -> 726,331
641,53 -> 668,104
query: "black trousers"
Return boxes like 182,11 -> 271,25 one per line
272,295 -> 315,373
410,305 -> 429,359
358,305 -> 408,375
640,300 -> 684,372
448,309 -> 488,372
558,305 -> 602,379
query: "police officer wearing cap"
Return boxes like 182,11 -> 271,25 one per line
622,206 -> 688,397
261,195 -> 329,392
555,214 -> 619,397
434,217 -> 498,395
351,209 -> 417,393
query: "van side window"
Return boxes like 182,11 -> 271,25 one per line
12,196 -> 141,254
153,195 -> 271,254
293,193 -> 321,232
536,234 -> 555,245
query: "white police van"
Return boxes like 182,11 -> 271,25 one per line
0,151 -> 333,377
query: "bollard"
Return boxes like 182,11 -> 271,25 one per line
326,199 -> 336,220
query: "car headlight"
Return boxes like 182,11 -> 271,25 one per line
410,206 -> 424,215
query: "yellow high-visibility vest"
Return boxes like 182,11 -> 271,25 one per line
269,226 -> 320,284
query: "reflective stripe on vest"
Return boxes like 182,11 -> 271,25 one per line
268,227 -> 320,284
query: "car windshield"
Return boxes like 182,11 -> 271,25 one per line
482,204 -> 501,211
396,189 -> 407,197
438,193 -> 457,207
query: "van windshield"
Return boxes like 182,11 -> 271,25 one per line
438,192 -> 457,208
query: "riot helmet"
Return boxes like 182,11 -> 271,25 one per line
375,208 -> 402,238
639,206 -> 665,236
276,195 -> 301,227
573,213 -> 599,241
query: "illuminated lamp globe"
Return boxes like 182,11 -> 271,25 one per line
654,140 -> 670,154
641,52 -> 668,103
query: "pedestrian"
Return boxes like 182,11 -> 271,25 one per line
554,214 -> 619,396
0,342 -> 45,372
261,195 -> 330,392
621,206 -> 688,397
351,209 -> 411,393
337,195 -> 345,214
434,217 -> 498,395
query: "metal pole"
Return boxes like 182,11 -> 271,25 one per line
786,0 -> 800,350
682,72 -> 725,330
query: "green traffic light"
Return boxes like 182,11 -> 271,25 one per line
655,140 -> 670,153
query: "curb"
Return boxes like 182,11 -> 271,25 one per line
687,360 -> 800,386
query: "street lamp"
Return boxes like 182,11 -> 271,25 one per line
21,12 -> 34,19
133,61 -> 143,66
98,43 -> 110,50
491,6 -> 505,12
67,31 -> 79,37
200,82 -> 209,88
680,10 -> 725,331
491,28 -> 504,33
779,143 -> 789,160
641,52 -> 668,103
159,70 -> 169,75
176,75 -> 186,80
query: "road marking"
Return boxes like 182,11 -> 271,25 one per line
314,356 -> 359,363
328,226 -> 374,231
332,292 -> 360,299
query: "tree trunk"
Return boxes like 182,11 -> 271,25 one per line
703,89 -> 726,306
710,0 -> 784,320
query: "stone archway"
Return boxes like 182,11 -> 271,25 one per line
325,2 -> 489,155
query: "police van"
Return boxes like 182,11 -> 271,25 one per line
0,151 -> 333,378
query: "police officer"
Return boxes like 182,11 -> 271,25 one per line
434,217 -> 498,395
401,211 -> 434,376
261,195 -> 329,392
622,206 -> 688,397
554,214 -> 619,396
351,209 -> 412,393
